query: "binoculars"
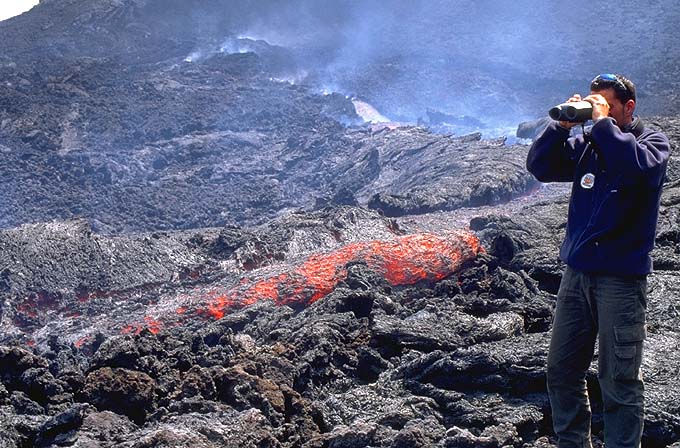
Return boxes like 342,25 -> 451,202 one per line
548,101 -> 593,122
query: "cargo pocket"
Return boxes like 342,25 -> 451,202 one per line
613,324 -> 646,380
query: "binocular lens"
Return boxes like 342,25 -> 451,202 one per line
548,101 -> 593,122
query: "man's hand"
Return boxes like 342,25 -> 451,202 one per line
583,93 -> 610,122
558,94 -> 584,129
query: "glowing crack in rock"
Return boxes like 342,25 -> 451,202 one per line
123,231 -> 481,334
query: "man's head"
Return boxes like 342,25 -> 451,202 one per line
590,73 -> 636,127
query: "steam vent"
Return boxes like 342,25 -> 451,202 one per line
2,0 -> 680,446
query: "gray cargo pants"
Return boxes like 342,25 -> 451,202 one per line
547,266 -> 647,448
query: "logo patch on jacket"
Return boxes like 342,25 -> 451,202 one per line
580,173 -> 595,189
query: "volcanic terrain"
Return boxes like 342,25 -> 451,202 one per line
2,1 -> 680,447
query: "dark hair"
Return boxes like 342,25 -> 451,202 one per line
590,73 -> 636,103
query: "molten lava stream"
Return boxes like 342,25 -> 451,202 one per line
130,230 -> 481,332
200,230 -> 480,320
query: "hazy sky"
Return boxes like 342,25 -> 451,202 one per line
0,0 -> 39,21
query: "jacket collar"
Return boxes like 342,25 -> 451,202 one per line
623,116 -> 645,138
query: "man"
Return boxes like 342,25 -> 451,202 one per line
526,74 -> 670,447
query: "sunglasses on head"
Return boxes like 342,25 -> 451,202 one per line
591,73 -> 630,96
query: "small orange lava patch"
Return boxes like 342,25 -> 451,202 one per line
74,335 -> 93,348
121,317 -> 163,335
143,316 -> 162,334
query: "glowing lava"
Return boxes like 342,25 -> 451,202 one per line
201,230 -> 480,319
125,230 -> 481,334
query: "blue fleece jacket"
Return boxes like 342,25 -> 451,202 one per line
526,117 -> 670,275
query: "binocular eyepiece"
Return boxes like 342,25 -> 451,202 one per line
548,101 -> 593,122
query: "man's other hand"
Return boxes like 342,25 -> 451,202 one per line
583,93 -> 610,122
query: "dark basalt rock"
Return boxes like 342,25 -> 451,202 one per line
3,188 -> 680,445
2,1 -> 680,447
0,347 -> 52,399
3,183 -> 680,446
0,1 -> 546,235
80,367 -> 156,424
33,403 -> 94,447
0,210 -> 679,447
361,129 -> 537,217
9,391 -> 45,416
516,117 -> 553,140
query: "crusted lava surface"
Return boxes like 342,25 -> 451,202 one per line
5,173 -> 680,446
2,1 -> 680,447
0,0 -> 537,234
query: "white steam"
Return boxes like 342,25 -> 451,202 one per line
219,37 -> 256,55
184,36 -> 266,63
352,100 -> 390,124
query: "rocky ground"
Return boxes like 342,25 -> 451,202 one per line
2,1 -> 680,447
3,178 -> 680,447
0,39 -> 534,233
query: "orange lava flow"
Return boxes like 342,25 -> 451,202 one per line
120,316 -> 163,336
74,335 -> 93,348
143,316 -> 163,334
203,230 -> 480,319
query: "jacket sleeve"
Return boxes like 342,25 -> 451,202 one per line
526,121 -> 580,183
591,118 -> 670,188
